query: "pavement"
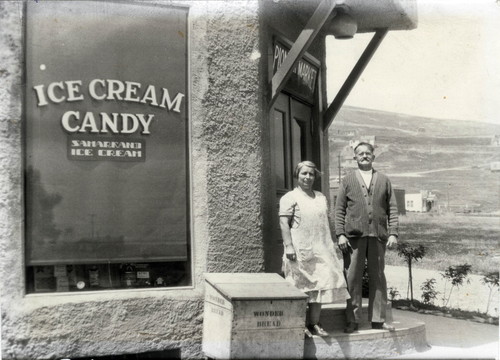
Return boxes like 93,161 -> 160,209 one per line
390,309 -> 499,359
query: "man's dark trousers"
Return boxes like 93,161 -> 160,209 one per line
344,236 -> 388,324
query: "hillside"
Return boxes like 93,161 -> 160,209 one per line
328,106 -> 500,213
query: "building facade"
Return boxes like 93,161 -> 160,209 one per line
0,1 -> 416,358
405,190 -> 437,213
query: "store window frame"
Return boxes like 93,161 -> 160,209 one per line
22,1 -> 195,295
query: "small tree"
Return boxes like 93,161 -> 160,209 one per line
481,272 -> 499,314
397,243 -> 426,306
420,278 -> 439,305
388,287 -> 400,301
440,264 -> 472,307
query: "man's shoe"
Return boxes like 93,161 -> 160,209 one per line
304,327 -> 313,338
371,322 -> 395,331
309,324 -> 329,337
344,322 -> 359,333
381,323 -> 396,331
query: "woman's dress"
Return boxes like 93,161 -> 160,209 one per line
280,187 -> 350,303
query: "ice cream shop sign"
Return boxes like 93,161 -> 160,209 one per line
33,79 -> 184,134
32,78 -> 185,161
24,1 -> 191,293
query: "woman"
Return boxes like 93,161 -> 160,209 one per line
279,161 -> 350,337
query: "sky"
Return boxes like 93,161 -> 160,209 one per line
326,0 -> 500,124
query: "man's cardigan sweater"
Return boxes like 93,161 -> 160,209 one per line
334,169 -> 399,240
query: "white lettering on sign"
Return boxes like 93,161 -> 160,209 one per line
33,79 -> 185,136
272,44 -> 318,93
68,137 -> 146,162
69,148 -> 142,159
34,79 -> 185,113
273,45 -> 288,71
33,80 -> 85,106
70,148 -> 93,157
71,140 -> 142,149
61,111 -> 154,135
97,149 -> 142,158
296,62 -> 317,91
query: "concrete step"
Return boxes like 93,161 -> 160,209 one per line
319,299 -> 393,332
305,311 -> 428,359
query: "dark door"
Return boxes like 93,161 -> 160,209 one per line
267,93 -> 314,273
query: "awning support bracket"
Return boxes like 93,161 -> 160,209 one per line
269,0 -> 337,110
323,28 -> 389,131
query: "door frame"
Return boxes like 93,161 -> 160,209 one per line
264,31 -> 327,273
266,91 -> 323,274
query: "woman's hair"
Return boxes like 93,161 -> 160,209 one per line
293,161 -> 322,179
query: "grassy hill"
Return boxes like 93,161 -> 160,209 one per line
328,106 -> 500,213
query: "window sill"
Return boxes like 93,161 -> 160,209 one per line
22,285 -> 202,309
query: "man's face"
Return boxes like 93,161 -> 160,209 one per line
354,145 -> 375,170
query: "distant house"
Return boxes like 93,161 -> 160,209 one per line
491,135 -> 500,147
335,129 -> 358,137
405,190 -> 437,212
490,162 -> 500,172
417,127 -> 426,133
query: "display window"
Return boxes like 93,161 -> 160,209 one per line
24,1 -> 191,293
27,262 -> 190,293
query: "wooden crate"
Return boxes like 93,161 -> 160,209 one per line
202,273 -> 308,359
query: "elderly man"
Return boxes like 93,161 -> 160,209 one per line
334,142 -> 398,333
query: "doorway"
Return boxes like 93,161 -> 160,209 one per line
267,92 -> 315,274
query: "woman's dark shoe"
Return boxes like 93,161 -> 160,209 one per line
309,323 -> 329,337
344,322 -> 359,333
371,322 -> 395,331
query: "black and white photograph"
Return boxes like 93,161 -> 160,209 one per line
0,0 -> 498,359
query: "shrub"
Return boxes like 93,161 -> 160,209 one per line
388,287 -> 400,301
481,271 -> 499,314
420,278 -> 439,305
441,264 -> 472,307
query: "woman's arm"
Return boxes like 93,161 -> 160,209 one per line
279,215 -> 296,261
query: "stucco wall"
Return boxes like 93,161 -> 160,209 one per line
0,1 -> 265,359
0,1 -> 27,357
201,1 -> 265,273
